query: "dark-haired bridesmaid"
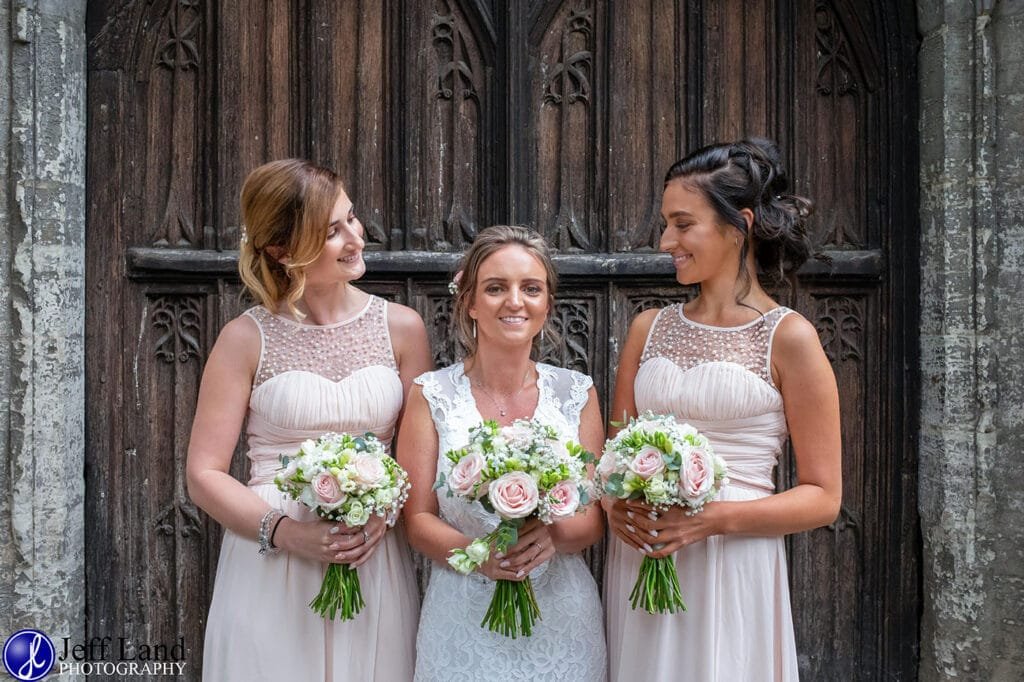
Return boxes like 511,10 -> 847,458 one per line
604,138 -> 842,681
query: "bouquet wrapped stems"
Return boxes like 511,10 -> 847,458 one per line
483,577 -> 541,638
629,555 -> 687,614
275,432 -> 412,622
598,412 -> 729,617
451,520 -> 541,638
438,419 -> 595,638
311,563 -> 365,620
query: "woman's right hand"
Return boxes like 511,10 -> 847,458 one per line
273,516 -> 380,565
605,497 -> 654,553
475,518 -> 555,582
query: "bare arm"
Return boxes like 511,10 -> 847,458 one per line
715,312 -> 842,533
396,386 -> 475,564
627,312 -> 843,557
607,309 -> 658,438
397,384 -> 568,581
605,310 -> 658,538
387,301 -> 434,420
185,314 -> 378,566
185,315 -> 267,538
547,386 -> 606,553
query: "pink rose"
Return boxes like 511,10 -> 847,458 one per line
449,452 -> 485,496
628,445 -> 666,479
679,448 -> 714,505
312,471 -> 345,504
546,480 -> 580,519
351,454 -> 386,487
488,471 -> 539,519
597,450 -> 618,477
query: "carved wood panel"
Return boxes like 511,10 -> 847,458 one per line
86,1 -> 920,679
400,0 -> 494,251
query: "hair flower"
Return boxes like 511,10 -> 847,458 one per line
447,270 -> 464,296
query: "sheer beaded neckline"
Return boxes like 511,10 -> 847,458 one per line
676,305 -> 784,331
265,295 -> 374,329
641,303 -> 792,388
245,296 -> 397,387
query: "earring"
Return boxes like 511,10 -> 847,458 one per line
472,320 -> 477,339
541,328 -> 546,345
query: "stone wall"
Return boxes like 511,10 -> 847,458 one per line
0,0 -> 87,644
919,0 -> 1024,679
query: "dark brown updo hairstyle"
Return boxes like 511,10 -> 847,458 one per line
237,159 -> 344,318
450,225 -> 561,359
664,138 -> 815,300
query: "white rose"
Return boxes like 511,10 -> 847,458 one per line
344,500 -> 370,527
465,538 -> 491,565
351,454 -> 387,487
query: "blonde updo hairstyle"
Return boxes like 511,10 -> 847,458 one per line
238,158 -> 344,318
451,225 -> 561,359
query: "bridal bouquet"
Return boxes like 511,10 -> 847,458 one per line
275,432 -> 411,620
436,419 -> 594,638
598,412 -> 728,614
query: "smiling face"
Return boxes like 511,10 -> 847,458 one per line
299,189 -> 366,285
468,244 -> 551,351
659,180 -> 744,286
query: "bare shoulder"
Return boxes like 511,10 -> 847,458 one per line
771,311 -> 829,374
628,307 -> 660,339
203,312 -> 261,381
773,311 -> 821,353
216,313 -> 261,354
386,300 -> 428,335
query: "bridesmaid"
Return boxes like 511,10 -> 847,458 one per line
187,159 -> 431,681
603,139 -> 842,681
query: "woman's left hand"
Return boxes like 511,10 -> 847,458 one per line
617,499 -> 725,560
339,514 -> 388,568
496,517 -> 556,579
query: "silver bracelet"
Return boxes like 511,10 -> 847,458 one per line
257,509 -> 283,556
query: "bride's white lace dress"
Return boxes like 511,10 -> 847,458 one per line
413,362 -> 607,681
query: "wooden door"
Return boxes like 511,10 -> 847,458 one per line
85,1 -> 920,678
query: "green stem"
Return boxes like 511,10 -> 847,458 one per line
310,563 -> 365,621
481,578 -> 541,638
629,556 -> 687,615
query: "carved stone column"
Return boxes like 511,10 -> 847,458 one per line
918,0 -> 1024,678
0,0 -> 87,647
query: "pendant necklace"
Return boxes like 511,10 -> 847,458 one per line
472,367 -> 534,418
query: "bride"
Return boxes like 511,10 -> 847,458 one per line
396,225 -> 607,681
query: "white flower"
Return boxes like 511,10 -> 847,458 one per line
373,487 -> 395,506
344,500 -> 370,527
448,551 -> 476,575
465,538 -> 490,565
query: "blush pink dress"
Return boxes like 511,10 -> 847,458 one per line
605,304 -> 800,681
202,296 -> 419,681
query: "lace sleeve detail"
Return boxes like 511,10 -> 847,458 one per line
563,371 -> 593,433
540,364 -> 594,435
414,370 -> 453,427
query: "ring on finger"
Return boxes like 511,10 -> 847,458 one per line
361,530 -> 370,544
